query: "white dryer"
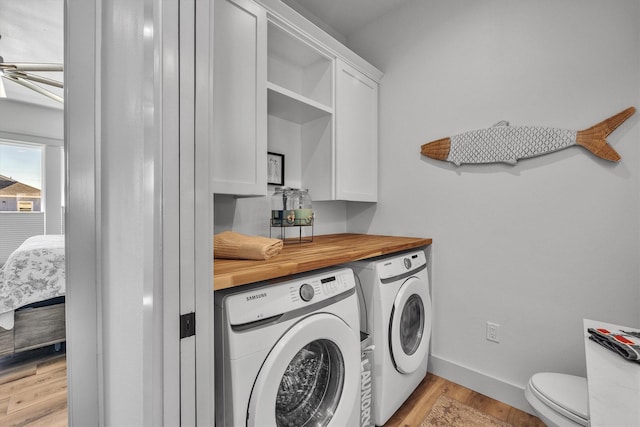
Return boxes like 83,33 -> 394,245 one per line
215,267 -> 361,427
348,249 -> 432,426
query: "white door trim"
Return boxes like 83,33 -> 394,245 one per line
65,1 -> 101,425
194,0 -> 216,423
179,0 -> 197,424
161,0 -> 182,423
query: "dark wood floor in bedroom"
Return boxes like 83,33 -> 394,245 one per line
0,347 -> 544,427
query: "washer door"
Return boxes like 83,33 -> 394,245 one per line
247,313 -> 359,427
389,276 -> 432,374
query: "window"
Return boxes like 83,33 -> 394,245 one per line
0,141 -> 43,212
0,139 -> 63,265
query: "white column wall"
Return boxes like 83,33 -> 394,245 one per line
66,0 -> 180,424
99,0 -> 164,423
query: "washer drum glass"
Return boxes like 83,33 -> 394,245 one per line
400,294 -> 425,355
275,339 -> 345,426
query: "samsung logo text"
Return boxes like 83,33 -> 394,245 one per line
246,293 -> 267,302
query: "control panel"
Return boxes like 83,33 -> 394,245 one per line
377,250 -> 427,281
225,268 -> 355,326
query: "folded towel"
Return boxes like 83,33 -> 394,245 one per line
214,231 -> 283,260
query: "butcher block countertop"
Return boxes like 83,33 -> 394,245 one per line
214,233 -> 432,291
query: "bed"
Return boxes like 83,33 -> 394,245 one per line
0,234 -> 65,357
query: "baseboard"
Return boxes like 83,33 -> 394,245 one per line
428,354 -> 535,415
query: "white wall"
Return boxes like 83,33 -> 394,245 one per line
347,0 -> 640,411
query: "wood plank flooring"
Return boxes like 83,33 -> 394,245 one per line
0,348 -> 544,427
0,346 -> 67,427
385,372 -> 546,427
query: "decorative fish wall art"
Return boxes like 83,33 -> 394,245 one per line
421,107 -> 636,166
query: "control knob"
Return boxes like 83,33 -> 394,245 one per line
403,257 -> 412,269
299,283 -> 314,302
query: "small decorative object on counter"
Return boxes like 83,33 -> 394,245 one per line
292,188 -> 314,226
271,186 -> 295,226
270,188 -> 314,243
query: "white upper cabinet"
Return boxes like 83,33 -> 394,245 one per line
212,0 -> 382,200
264,18 -> 380,202
335,59 -> 378,202
212,0 -> 267,196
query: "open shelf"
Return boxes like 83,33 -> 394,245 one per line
267,82 -> 332,124
267,22 -> 333,108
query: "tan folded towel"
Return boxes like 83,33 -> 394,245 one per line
214,231 -> 283,260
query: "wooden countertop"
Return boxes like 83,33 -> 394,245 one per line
214,233 -> 432,290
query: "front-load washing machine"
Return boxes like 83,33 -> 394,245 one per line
215,267 -> 361,426
348,249 -> 432,426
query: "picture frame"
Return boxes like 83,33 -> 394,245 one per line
267,152 -> 285,186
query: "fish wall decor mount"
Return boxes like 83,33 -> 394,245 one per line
421,107 -> 636,166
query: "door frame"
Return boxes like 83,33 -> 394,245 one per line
65,0 -> 213,424
194,0 -> 216,422
65,1 -> 101,424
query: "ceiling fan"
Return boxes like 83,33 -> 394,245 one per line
0,56 -> 63,104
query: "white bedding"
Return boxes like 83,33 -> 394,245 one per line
0,234 -> 65,330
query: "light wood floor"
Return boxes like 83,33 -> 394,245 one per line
0,346 -> 67,427
0,347 -> 544,427
385,372 -> 546,427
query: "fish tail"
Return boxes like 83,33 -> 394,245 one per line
421,137 -> 451,160
576,107 -> 635,162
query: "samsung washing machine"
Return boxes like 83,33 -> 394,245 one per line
348,249 -> 432,426
214,267 -> 361,427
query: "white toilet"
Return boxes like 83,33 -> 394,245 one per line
525,372 -> 589,427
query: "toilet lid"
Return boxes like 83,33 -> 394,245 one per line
530,373 -> 589,422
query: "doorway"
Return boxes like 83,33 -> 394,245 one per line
0,0 -> 66,423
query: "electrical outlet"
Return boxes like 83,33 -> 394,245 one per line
486,321 -> 500,343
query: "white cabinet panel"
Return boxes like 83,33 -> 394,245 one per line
335,59 -> 378,202
212,0 -> 267,196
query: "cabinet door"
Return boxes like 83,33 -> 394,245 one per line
212,0 -> 267,196
335,59 -> 378,202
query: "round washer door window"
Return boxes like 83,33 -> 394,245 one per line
276,339 -> 343,426
247,313 -> 359,427
390,276 -> 432,374
399,294 -> 424,355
